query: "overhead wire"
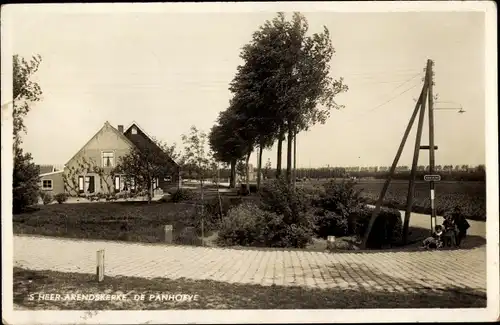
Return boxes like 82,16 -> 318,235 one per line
343,72 -> 424,123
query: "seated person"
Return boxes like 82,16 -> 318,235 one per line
422,225 -> 444,249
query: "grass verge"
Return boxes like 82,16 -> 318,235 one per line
13,268 -> 486,310
13,202 -> 201,244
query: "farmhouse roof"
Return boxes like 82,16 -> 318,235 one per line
124,121 -> 180,167
37,164 -> 55,174
64,121 -> 135,167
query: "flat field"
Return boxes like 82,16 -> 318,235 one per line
298,179 -> 486,221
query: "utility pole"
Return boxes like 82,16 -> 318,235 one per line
427,59 -> 437,232
362,60 -> 430,248
361,86 -> 426,248
402,66 -> 429,244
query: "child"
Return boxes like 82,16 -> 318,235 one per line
422,225 -> 444,249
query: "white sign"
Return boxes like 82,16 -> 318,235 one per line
424,175 -> 441,181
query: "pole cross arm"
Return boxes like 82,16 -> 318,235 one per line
419,145 -> 438,150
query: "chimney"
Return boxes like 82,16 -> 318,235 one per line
118,125 -> 124,133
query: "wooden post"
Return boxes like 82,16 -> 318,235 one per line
96,249 -> 105,282
427,59 -> 437,233
164,225 -> 173,244
362,84 -> 426,248
402,67 -> 430,244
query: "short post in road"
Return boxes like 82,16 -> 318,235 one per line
326,236 -> 336,250
164,225 -> 173,244
96,249 -> 105,282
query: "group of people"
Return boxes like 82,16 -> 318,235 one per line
422,207 -> 471,249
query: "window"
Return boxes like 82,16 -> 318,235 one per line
101,151 -> 115,167
114,175 -> 121,191
131,126 -> 137,135
42,179 -> 53,190
78,176 -> 84,193
130,178 -> 136,190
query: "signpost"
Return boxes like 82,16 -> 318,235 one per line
424,174 -> 440,231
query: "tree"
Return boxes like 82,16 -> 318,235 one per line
236,159 -> 246,185
181,126 -> 216,187
115,139 -> 180,203
181,126 -> 218,238
12,55 -> 43,213
13,54 -> 43,142
229,12 -> 348,185
209,107 -> 248,188
263,158 -> 272,180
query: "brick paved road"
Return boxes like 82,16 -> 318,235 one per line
14,235 -> 486,293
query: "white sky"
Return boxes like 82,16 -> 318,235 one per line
9,7 -> 486,168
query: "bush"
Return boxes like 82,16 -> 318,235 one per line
350,206 -> 403,248
259,178 -> 311,225
259,212 -> 315,248
259,179 -> 316,247
314,210 -> 349,238
218,179 -> 316,249
13,146 -> 40,214
54,193 -> 69,204
315,179 -> 363,216
217,201 -> 314,249
312,179 -> 363,238
40,192 -> 53,205
216,202 -> 263,247
170,189 -> 196,203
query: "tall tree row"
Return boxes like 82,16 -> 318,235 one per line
210,12 -> 348,188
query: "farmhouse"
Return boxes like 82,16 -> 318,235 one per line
58,121 -> 180,197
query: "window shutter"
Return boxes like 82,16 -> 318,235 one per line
89,176 -> 95,193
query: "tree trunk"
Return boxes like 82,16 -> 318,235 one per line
200,176 -> 205,246
276,126 -> 285,178
230,159 -> 236,188
286,120 -> 293,185
147,178 -> 152,203
245,151 -> 251,192
216,165 -> 223,217
257,143 -> 264,190
293,127 -> 297,189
